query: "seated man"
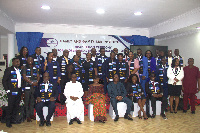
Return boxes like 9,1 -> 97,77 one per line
64,74 -> 84,125
107,74 -> 133,121
145,72 -> 167,119
35,71 -> 58,127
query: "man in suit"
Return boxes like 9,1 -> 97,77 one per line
174,49 -> 184,67
107,74 -> 133,121
117,53 -> 129,85
52,48 -> 58,61
156,57 -> 169,99
2,58 -> 22,127
95,48 -> 108,93
22,56 -> 40,122
35,71 -> 58,127
31,47 -> 45,83
57,49 -> 72,104
42,52 -> 61,103
123,48 -> 129,62
145,73 -> 167,119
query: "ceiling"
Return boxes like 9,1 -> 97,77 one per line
0,0 -> 200,37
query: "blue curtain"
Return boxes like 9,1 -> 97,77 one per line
16,32 -> 44,55
120,35 -> 154,46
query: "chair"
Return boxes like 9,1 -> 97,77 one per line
66,107 -> 84,123
109,102 -> 129,119
149,100 -> 161,115
36,106 -> 54,124
88,104 -> 94,121
88,103 -> 107,121
130,103 -> 146,117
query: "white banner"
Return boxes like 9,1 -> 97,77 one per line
39,34 -> 131,59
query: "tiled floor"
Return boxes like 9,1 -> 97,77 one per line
0,107 -> 200,133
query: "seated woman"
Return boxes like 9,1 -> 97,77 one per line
86,76 -> 107,123
126,74 -> 148,120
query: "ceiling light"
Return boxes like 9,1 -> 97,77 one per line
134,12 -> 142,16
96,9 -> 105,14
196,27 -> 200,29
41,5 -> 50,10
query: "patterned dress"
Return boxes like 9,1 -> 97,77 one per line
87,84 -> 107,122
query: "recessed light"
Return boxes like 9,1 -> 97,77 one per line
196,27 -> 200,29
134,12 -> 142,16
96,9 -> 105,14
41,5 -> 50,10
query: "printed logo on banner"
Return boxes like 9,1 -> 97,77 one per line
39,34 -> 131,59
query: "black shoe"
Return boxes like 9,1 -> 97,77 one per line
6,122 -> 12,128
191,111 -> 195,114
77,119 -> 82,124
39,121 -> 44,127
174,111 -> 177,114
11,120 -> 21,124
161,113 -> 168,120
69,119 -> 73,125
183,110 -> 187,113
147,114 -> 152,118
138,115 -> 142,119
114,115 -> 119,122
151,114 -> 156,118
99,120 -> 105,123
46,121 -> 51,127
124,114 -> 133,121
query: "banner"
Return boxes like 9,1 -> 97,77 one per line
39,34 -> 132,59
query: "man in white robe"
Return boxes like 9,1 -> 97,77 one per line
64,74 -> 84,125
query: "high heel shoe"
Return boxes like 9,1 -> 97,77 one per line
144,117 -> 148,120
138,115 -> 142,119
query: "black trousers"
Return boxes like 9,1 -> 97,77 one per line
6,92 -> 21,123
110,97 -> 132,116
35,101 -> 55,121
146,95 -> 167,115
60,78 -> 67,103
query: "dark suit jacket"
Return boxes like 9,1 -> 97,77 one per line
57,56 -> 71,77
105,58 -> 117,79
31,54 -> 45,68
95,55 -> 108,79
107,82 -> 127,98
155,65 -> 168,88
35,81 -> 58,99
2,66 -> 22,93
116,60 -> 129,79
145,80 -> 163,96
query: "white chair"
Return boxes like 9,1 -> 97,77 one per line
36,106 -> 54,124
149,100 -> 161,115
130,103 -> 146,117
109,102 -> 128,119
88,103 -> 107,121
66,107 -> 84,123
88,104 -> 94,121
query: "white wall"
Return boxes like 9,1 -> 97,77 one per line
0,35 -> 18,60
156,31 -> 200,68
15,23 -> 150,37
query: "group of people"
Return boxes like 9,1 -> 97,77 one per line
2,46 -> 200,128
